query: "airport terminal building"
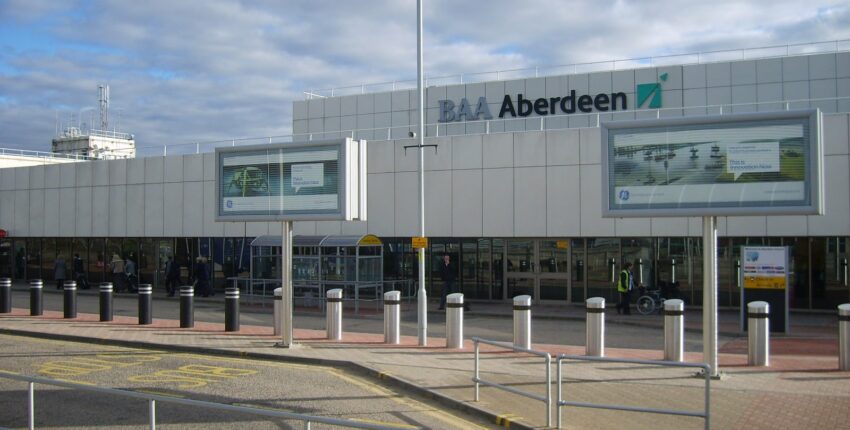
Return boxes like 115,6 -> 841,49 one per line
1,45 -> 849,310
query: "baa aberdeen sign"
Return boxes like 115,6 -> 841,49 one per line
438,74 -> 667,123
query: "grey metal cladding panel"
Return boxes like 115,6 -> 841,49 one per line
682,64 -> 706,89
782,56 -> 809,82
756,58 -> 782,83
809,54 -> 836,80
731,60 -> 757,85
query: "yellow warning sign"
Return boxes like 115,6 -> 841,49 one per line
412,237 -> 428,249
556,240 -> 569,249
743,276 -> 786,290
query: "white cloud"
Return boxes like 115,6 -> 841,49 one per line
0,0 -> 848,151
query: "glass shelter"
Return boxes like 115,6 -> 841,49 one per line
249,234 -> 384,311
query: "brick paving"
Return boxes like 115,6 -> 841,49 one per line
1,303 -> 848,429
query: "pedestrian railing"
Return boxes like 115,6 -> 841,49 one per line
472,337 -> 552,428
0,371 -> 413,430
556,354 -> 710,430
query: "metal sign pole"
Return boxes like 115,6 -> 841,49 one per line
702,216 -> 718,377
416,0 -> 428,347
280,220 -> 294,347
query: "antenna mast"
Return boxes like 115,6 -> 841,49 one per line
98,84 -> 109,131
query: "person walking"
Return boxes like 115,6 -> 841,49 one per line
194,256 -> 211,297
125,256 -> 138,293
438,254 -> 457,310
73,253 -> 90,289
164,255 -> 180,297
110,253 -> 126,292
616,262 -> 635,315
54,255 -> 67,290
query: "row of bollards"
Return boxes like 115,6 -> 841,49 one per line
0,278 -> 240,332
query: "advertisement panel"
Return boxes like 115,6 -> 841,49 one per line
215,138 -> 366,221
601,110 -> 822,217
740,246 -> 790,333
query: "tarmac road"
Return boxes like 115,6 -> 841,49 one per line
0,333 -> 496,429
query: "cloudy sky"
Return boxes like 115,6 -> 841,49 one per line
1,0 -> 849,154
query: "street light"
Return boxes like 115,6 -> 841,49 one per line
416,0 -> 427,346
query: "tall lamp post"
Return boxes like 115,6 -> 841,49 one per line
416,0 -> 428,346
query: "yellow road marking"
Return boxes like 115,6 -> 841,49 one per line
495,413 -> 522,428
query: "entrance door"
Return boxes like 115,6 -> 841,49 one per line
505,239 -> 571,302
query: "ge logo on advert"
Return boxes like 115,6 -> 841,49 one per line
226,200 -> 233,208
618,190 -> 630,201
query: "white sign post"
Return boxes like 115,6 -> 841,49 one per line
216,138 -> 367,348
601,110 -> 822,378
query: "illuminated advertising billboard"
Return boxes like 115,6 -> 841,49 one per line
601,110 -> 822,217
216,138 -> 366,221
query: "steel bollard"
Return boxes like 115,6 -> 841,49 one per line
446,293 -> 464,349
30,279 -> 43,316
0,278 -> 11,313
513,295 -> 532,349
99,283 -> 113,322
839,304 -> 850,371
586,297 -> 605,357
663,299 -> 684,362
748,301 -> 770,366
180,285 -> 194,328
327,288 -> 343,341
273,287 -> 282,336
383,290 -> 401,344
225,288 -> 240,332
63,281 -> 77,319
138,284 -> 152,325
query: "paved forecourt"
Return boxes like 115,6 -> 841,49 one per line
0,306 -> 848,429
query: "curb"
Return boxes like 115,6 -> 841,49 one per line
0,325 -> 536,430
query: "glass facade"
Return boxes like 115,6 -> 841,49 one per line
0,235 -> 847,310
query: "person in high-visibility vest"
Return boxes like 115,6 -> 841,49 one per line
616,262 -> 634,315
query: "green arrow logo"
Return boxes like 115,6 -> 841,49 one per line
636,73 -> 667,109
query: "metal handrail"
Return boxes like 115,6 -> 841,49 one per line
304,39 -> 850,98
132,96 -> 850,158
556,354 -> 710,430
0,147 -> 92,161
0,370 -> 412,430
472,337 -> 552,428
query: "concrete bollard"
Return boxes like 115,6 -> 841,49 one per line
0,278 -> 11,313
30,279 -> 43,316
99,283 -> 113,322
180,285 -> 194,328
273,287 -> 282,336
513,295 -> 532,349
383,290 -> 401,344
63,280 -> 77,319
663,299 -> 684,362
225,288 -> 240,332
748,301 -> 770,366
586,297 -> 605,357
839,304 -> 850,371
138,284 -> 152,325
326,288 -> 343,341
446,293 -> 464,349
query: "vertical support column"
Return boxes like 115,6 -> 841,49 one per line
586,297 -> 605,357
416,0 -> 428,348
446,293 -> 464,349
280,221 -> 294,347
326,288 -> 343,341
664,299 -> 684,362
63,281 -> 77,319
384,290 -> 401,344
513,295 -> 532,349
273,287 -> 282,336
180,285 -> 194,328
29,279 -> 43,316
138,284 -> 152,325
702,215 -> 719,377
748,301 -> 770,366
225,287 -> 240,332
0,278 -> 11,313
100,283 -> 113,322
839,304 -> 850,371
